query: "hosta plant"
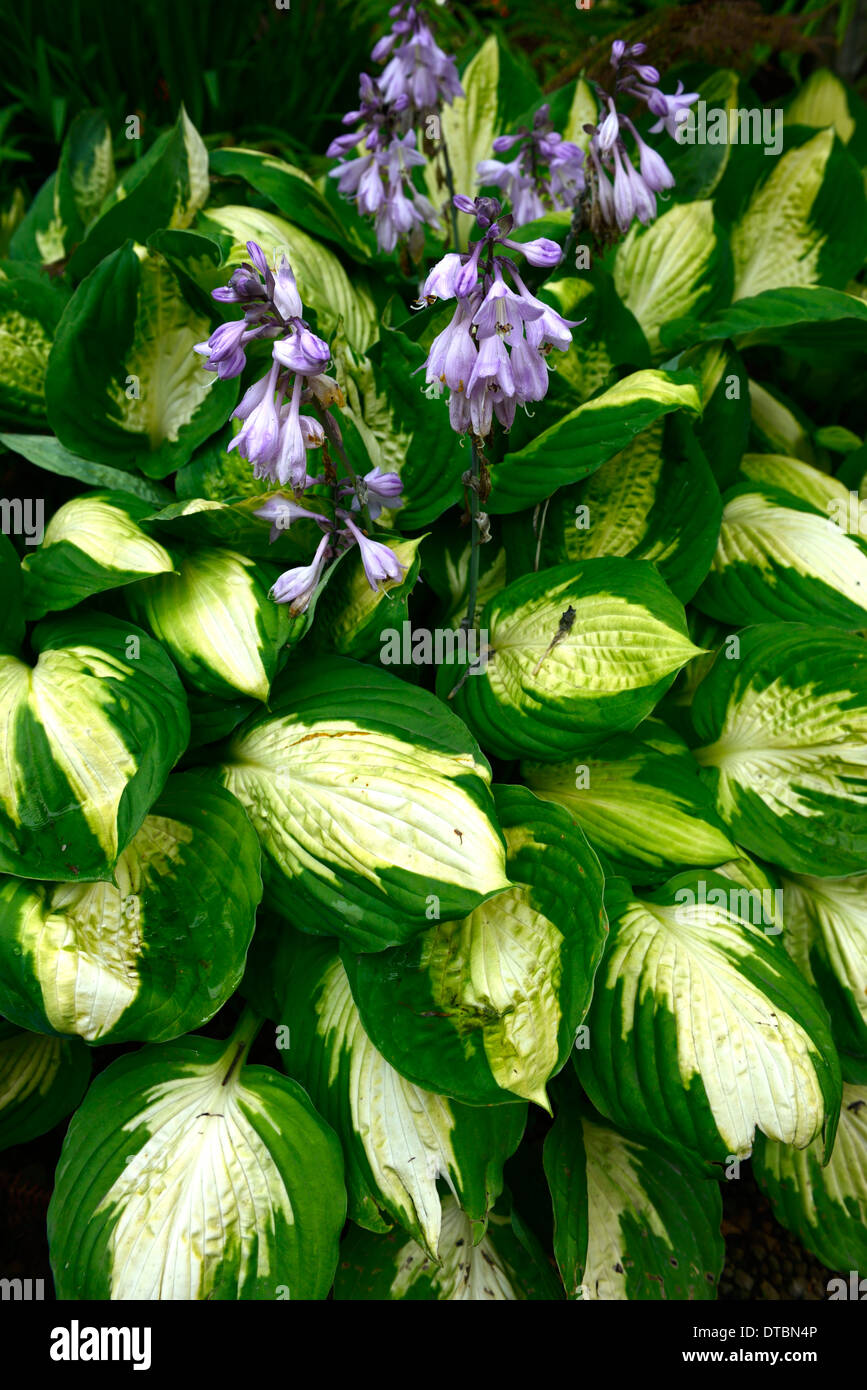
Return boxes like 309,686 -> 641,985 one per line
2,5 -> 867,1302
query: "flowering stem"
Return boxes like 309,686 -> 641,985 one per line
461,436 -> 482,634
317,404 -> 374,532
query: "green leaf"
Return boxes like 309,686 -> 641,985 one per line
0,432 -> 174,505
490,369 -> 702,515
544,1083 -> 723,1299
0,612 -> 189,882
0,533 -> 24,655
48,1025 -> 346,1299
738,450 -> 851,512
782,871 -> 867,1067
141,491 -> 322,562
344,784 -> 607,1108
695,482 -> 867,628
127,547 -> 290,702
68,107 -> 210,280
54,109 -> 116,251
729,129 -> 867,299
251,927 -> 525,1257
0,1022 -> 90,1151
613,201 -> 732,359
0,775 -> 261,1044
46,243 -> 238,479
0,270 -> 64,427
522,721 -> 737,885
537,265 -> 651,403
208,147 -> 350,250
664,70 -> 740,201
504,416 -> 720,603
576,872 -> 842,1163
209,655 -> 509,952
682,343 -> 750,490
197,205 -> 378,353
664,285 -> 867,355
753,1083 -> 867,1276
691,624 -> 867,876
22,489 -> 176,618
333,1196 -> 561,1300
449,558 -> 702,761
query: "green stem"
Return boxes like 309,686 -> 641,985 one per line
221,1005 -> 263,1086
461,436 -> 482,633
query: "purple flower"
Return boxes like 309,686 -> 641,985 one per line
194,319 -> 254,379
647,81 -> 700,139
271,533 -> 331,612
343,517 -> 406,592
253,494 -> 330,543
228,362 -> 282,467
476,107 -> 586,227
357,467 -> 404,521
271,257 -> 303,320
273,327 -> 331,375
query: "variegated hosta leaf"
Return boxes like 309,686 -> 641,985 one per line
344,785 -> 607,1108
0,776 -> 261,1044
503,418 -> 721,603
781,872 -> 867,1065
785,68 -> 856,143
490,368 -> 702,515
22,489 -> 175,619
450,558 -> 702,761
731,129 -> 867,299
738,450 -> 851,513
127,546 -> 289,702
68,106 -> 209,279
536,266 -> 650,404
141,490 -> 323,563
748,381 -> 817,463
522,721 -> 737,885
0,613 -> 189,882
0,1022 -> 90,1152
211,655 -> 509,951
253,927 -> 525,1259
543,1085 -> 723,1300
196,204 -> 377,352
48,1027 -> 346,1300
47,243 -> 238,478
695,483 -> 867,628
614,200 -> 731,359
333,1197 -> 562,1300
753,1084 -> 867,1275
0,270 -> 63,428
691,624 -> 867,876
576,872 -> 841,1163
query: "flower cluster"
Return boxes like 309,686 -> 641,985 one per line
328,2 -> 463,254
196,242 -> 405,611
415,196 -> 576,438
587,41 -> 698,236
476,104 -> 585,227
